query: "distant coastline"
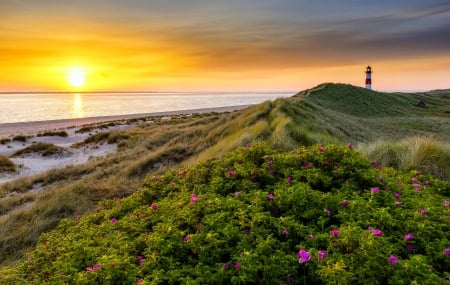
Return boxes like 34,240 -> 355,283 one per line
0,105 -> 252,137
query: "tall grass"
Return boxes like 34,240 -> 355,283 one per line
0,156 -> 15,172
358,136 -> 450,180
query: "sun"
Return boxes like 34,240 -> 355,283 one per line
67,67 -> 86,88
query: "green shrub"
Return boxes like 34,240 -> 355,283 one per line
10,144 -> 449,284
37,131 -> 68,137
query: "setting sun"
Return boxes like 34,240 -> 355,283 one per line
67,67 -> 86,88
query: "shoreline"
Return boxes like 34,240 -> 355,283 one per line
0,105 -> 253,137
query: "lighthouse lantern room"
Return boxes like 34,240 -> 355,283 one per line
365,66 -> 372,90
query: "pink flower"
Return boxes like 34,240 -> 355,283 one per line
372,229 -> 383,236
307,234 -> 315,239
324,209 -> 331,215
318,250 -> 327,260
234,191 -> 241,197
340,200 -> 349,207
267,161 -> 273,168
420,210 -> 427,216
227,170 -> 234,176
395,201 -> 403,206
282,228 -> 289,238
404,234 -> 414,241
268,193 -> 274,201
443,200 -> 449,207
412,177 -> 418,182
347,142 -> 353,148
305,163 -> 311,169
222,263 -> 228,270
331,229 -> 340,238
246,143 -> 252,147
371,160 -> 377,165
76,214 -> 81,220
190,194 -> 198,203
183,235 -> 190,242
371,187 -> 380,193
137,256 -> 145,265
406,244 -> 414,252
444,248 -> 450,255
394,193 -> 401,199
111,218 -> 117,225
318,146 -> 325,152
92,263 -> 100,270
136,279 -> 144,284
233,261 -> 240,270
151,203 -> 158,210
298,249 -> 311,263
389,255 -> 399,266
86,267 -> 93,272
287,176 -> 292,183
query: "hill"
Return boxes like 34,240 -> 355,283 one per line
0,83 -> 449,271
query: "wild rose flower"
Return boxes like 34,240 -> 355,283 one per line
92,263 -> 100,270
404,234 -> 414,241
268,193 -> 274,201
190,194 -> 198,203
444,248 -> 450,255
305,163 -> 311,169
420,210 -> 427,216
282,228 -> 289,238
183,235 -> 190,242
267,161 -> 273,168
371,160 -> 377,165
394,193 -> 401,199
372,229 -> 383,236
318,146 -> 325,152
151,203 -> 158,210
371,187 -> 380,193
136,279 -> 143,284
227,170 -> 234,176
395,201 -> 403,206
76,214 -> 81,220
389,255 -> 399,265
233,261 -> 240,269
406,244 -> 414,252
287,176 -> 292,183
222,263 -> 229,270
137,256 -> 145,265
111,218 -> 117,225
331,229 -> 340,238
246,143 -> 252,147
325,209 -> 331,215
298,249 -> 311,263
412,177 -> 418,182
307,234 -> 315,239
340,200 -> 349,207
422,180 -> 429,186
86,267 -> 93,272
318,250 -> 327,260
443,200 -> 449,207
347,142 -> 353,148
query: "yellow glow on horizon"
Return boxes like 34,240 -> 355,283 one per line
67,67 -> 86,88
72,93 -> 84,118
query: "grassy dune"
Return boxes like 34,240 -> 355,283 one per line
0,83 -> 449,271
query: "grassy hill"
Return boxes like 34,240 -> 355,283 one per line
0,83 -> 449,279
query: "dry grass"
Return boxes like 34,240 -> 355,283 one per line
0,156 -> 15,173
12,142 -> 66,157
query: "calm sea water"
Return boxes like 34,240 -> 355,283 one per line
0,92 -> 293,124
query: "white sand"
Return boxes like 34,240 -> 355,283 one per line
0,105 -> 251,184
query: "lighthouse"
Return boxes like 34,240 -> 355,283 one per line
365,65 -> 372,90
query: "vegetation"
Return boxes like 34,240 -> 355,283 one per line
0,138 -> 11,145
0,155 -> 15,172
0,83 -> 449,282
36,131 -> 68,137
11,142 -> 67,157
12,135 -> 27,142
3,144 -> 449,284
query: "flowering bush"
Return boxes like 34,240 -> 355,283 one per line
14,144 -> 449,284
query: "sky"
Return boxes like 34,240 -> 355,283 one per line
1,0 -> 449,92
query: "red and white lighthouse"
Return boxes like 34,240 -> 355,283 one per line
365,65 -> 372,90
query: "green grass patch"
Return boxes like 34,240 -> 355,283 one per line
36,131 -> 68,137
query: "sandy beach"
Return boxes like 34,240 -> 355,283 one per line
0,105 -> 252,184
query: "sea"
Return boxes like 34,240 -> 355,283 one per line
0,92 -> 294,124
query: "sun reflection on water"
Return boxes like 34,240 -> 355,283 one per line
72,93 -> 84,118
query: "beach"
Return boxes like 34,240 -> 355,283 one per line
0,105 -> 252,184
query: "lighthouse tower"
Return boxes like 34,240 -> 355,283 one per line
365,65 -> 372,90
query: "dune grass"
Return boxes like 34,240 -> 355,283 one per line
0,155 -> 15,173
36,131 -> 68,137
358,136 -> 450,180
0,83 -> 449,269
12,142 -> 67,157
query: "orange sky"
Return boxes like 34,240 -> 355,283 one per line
1,1 -> 449,92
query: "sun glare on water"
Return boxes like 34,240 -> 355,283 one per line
67,67 -> 86,88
